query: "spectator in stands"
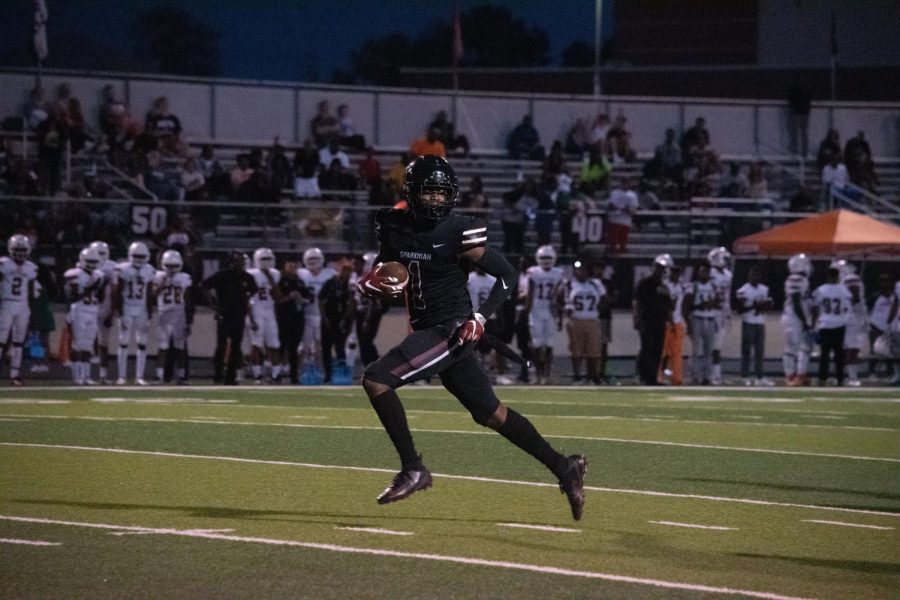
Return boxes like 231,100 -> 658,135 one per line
318,138 -> 350,170
429,110 -> 470,157
24,85 -> 48,132
337,104 -> 366,152
311,100 -> 340,147
580,147 -> 611,192
230,154 -> 255,199
8,156 -> 39,196
542,141 -> 566,176
144,150 -> 179,200
357,147 -> 385,205
720,162 -> 749,197
588,114 -> 611,156
816,129 -> 841,170
180,157 -> 206,201
555,170 -> 578,255
197,145 -> 218,177
605,177 -> 639,255
159,215 -> 197,251
320,158 -> 356,192
500,181 -> 527,254
535,174 -> 557,246
680,117 -> 708,164
506,115 -> 545,160
35,113 -> 64,195
409,127 -> 446,159
385,152 -> 409,205
747,162 -> 768,199
606,114 -> 635,163
844,131 -> 871,164
651,128 -> 682,182
821,154 -> 849,210
685,130 -> 720,198
459,175 -> 487,209
787,81 -> 812,157
266,139 -> 293,193
145,96 -> 186,157
564,118 -> 591,156
65,96 -> 89,154
844,131 -> 876,191
293,139 -> 322,199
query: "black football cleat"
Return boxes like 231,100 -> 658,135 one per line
377,467 -> 433,505
558,455 -> 587,521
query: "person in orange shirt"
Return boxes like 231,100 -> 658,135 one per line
409,127 -> 446,158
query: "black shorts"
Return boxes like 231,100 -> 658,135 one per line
364,319 -> 500,425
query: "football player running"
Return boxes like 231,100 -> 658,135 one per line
114,242 -> 156,385
297,247 -> 334,381
526,245 -> 565,384
707,246 -> 733,384
782,253 -> 813,386
152,250 -> 193,384
89,240 -> 119,383
357,155 -> 586,520
0,235 -> 39,386
65,247 -> 105,385
247,248 -> 283,383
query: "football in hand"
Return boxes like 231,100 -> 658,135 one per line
375,261 -> 409,289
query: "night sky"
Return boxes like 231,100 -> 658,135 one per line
0,1 -> 613,81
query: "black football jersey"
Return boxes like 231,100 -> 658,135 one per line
375,209 -> 487,330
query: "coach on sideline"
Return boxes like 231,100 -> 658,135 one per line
202,252 -> 258,385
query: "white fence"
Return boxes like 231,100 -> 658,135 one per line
1,67 -> 898,157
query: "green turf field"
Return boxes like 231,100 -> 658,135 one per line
1,385 -> 898,599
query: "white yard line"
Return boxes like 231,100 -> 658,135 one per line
649,521 -> 738,531
551,415 -> 894,432
335,526 -> 414,536
0,537 -> 60,546
91,397 -> 238,404
0,515 -> 814,600
497,523 -> 580,533
0,399 -> 69,404
3,442 -> 899,519
802,520 -> 894,531
4,413 -> 897,463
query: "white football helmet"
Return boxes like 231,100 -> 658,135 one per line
253,247 -> 275,270
787,253 -> 812,276
8,234 -> 31,262
362,251 -> 378,273
653,253 -> 674,269
829,258 -> 855,276
89,240 -> 110,263
161,250 -> 183,274
303,247 -> 324,270
535,245 -> 557,269
707,246 -> 731,269
128,242 -> 150,267
79,247 -> 101,273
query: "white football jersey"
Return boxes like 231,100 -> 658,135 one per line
65,267 -> 104,312
527,266 -> 564,316
565,278 -> 605,320
116,262 -> 157,311
782,273 -> 811,321
869,293 -> 894,332
154,271 -> 192,313
298,267 -> 335,317
812,283 -> 852,329
709,267 -> 733,318
97,259 -> 118,309
665,279 -> 688,325
468,272 -> 496,313
689,280 -> 718,318
735,282 -> 770,325
0,257 -> 38,303
248,267 -> 281,310
841,272 -> 866,317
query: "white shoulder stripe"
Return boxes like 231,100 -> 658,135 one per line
462,236 -> 488,245
462,227 -> 487,236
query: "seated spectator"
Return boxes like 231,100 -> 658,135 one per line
719,162 -> 749,197
230,154 -> 255,199
410,127 -> 446,158
320,158 -> 356,191
319,138 -> 350,170
543,141 -> 566,176
747,162 -> 768,199
180,157 -> 206,201
649,128 -> 682,183
459,175 -> 487,209
580,147 -> 611,192
357,147 -> 385,205
145,96 -> 186,157
428,110 -> 470,157
564,118 -> 591,156
293,139 -> 321,199
588,114 -> 610,155
337,104 -> 366,151
159,215 -> 197,250
606,114 -> 635,163
99,84 -> 138,155
197,144 -> 219,177
507,115 -> 545,160
816,129 -> 841,170
310,100 -> 340,147
144,151 -> 179,200
605,177 -> 639,255
680,117 -> 708,165
266,138 -> 293,192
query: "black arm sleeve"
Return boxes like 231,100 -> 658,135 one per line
471,247 -> 518,320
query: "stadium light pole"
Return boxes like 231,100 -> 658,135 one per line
593,0 -> 603,97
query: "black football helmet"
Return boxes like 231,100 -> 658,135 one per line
404,155 -> 459,223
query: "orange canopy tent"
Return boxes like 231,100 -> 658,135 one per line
732,209 -> 900,256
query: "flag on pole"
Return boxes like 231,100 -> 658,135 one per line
452,8 -> 463,67
34,0 -> 49,62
